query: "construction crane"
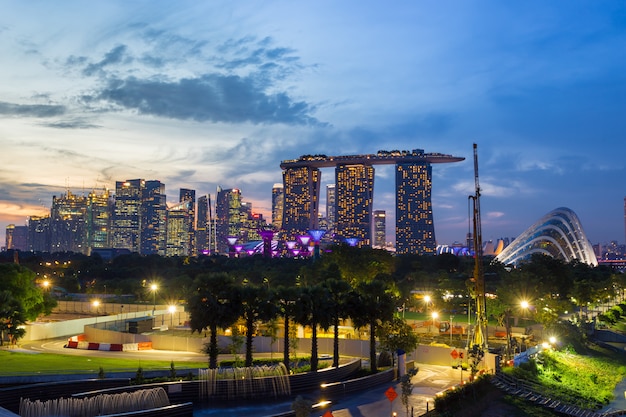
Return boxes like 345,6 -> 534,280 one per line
469,143 -> 488,351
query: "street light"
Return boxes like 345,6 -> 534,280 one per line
432,311 -> 439,334
150,284 -> 158,315
168,305 -> 176,327
93,300 -> 100,325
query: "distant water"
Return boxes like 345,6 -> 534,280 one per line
601,377 -> 626,414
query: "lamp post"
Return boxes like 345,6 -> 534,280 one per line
93,300 -> 100,325
432,311 -> 439,335
150,284 -> 158,315
168,305 -> 176,327
450,315 -> 455,345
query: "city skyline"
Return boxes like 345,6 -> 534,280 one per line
1,1 -> 625,247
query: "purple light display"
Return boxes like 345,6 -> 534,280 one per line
226,236 -> 238,246
345,237 -> 360,247
298,235 -> 311,246
307,229 -> 326,243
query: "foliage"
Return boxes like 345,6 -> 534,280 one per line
377,316 -> 419,362
0,264 -> 55,321
400,366 -> 418,416
291,395 -> 313,417
134,367 -> 145,384
169,360 -> 177,380
503,345 -> 625,409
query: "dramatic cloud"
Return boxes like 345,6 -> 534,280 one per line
0,101 -> 65,118
93,74 -> 319,125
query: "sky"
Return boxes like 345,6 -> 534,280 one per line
1,1 -> 625,248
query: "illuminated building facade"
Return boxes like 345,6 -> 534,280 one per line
141,180 -> 167,255
5,224 -> 28,251
281,166 -> 321,238
196,195 -> 210,255
216,187 -> 243,253
495,207 -> 598,266
28,215 -> 50,252
335,164 -> 374,246
272,183 -> 284,229
166,201 -> 193,256
280,150 -> 463,254
50,191 -> 88,254
86,189 -> 111,252
396,162 -> 435,255
326,184 -> 336,235
112,179 -> 144,252
179,188 -> 196,255
373,210 -> 386,249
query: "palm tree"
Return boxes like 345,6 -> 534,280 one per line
350,277 -> 396,373
322,277 -> 352,367
276,285 -> 300,373
188,272 -> 242,369
239,283 -> 277,367
293,284 -> 332,372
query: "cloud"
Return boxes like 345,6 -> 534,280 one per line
83,44 -> 131,76
0,101 -> 66,118
40,118 -> 101,129
92,74 -> 320,125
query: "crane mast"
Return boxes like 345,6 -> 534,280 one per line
470,143 -> 487,350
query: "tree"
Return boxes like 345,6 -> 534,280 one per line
323,276 -> 352,368
400,366 -> 418,417
239,284 -> 277,367
276,285 -> 300,373
0,290 -> 27,345
188,272 -> 241,369
293,284 -> 332,372
0,264 -> 54,320
377,316 -> 419,365
350,277 -> 397,372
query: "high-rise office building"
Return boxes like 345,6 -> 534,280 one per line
28,215 -> 50,252
141,181 -> 167,255
335,164 -> 374,246
166,201 -> 193,256
281,166 -> 320,239
50,191 -> 88,254
373,210 -> 386,249
86,188 -> 111,252
326,184 -> 336,233
272,183 -> 284,229
624,196 -> 625,246
197,194 -> 211,255
396,162 -> 435,255
215,187 -> 243,253
112,179 -> 145,252
5,224 -> 28,251
179,188 -> 196,255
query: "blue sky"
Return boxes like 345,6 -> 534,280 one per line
1,1 -> 625,248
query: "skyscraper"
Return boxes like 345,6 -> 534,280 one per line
280,150 -> 463,254
112,179 -> 144,252
335,164 -> 374,246
28,215 -> 50,252
5,224 -> 28,251
326,184 -> 336,234
271,183 -> 284,229
281,166 -> 320,239
215,187 -> 243,253
196,194 -> 210,255
373,210 -> 386,249
50,191 -> 88,254
141,181 -> 167,255
86,188 -> 111,252
179,188 -> 196,255
396,162 -> 435,255
166,201 -> 193,256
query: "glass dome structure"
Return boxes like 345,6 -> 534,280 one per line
495,207 -> 597,267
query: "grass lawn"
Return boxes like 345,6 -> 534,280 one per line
0,350 -> 208,376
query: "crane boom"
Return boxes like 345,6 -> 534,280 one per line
470,143 -> 488,350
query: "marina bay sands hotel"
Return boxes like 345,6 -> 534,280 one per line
280,149 -> 464,255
